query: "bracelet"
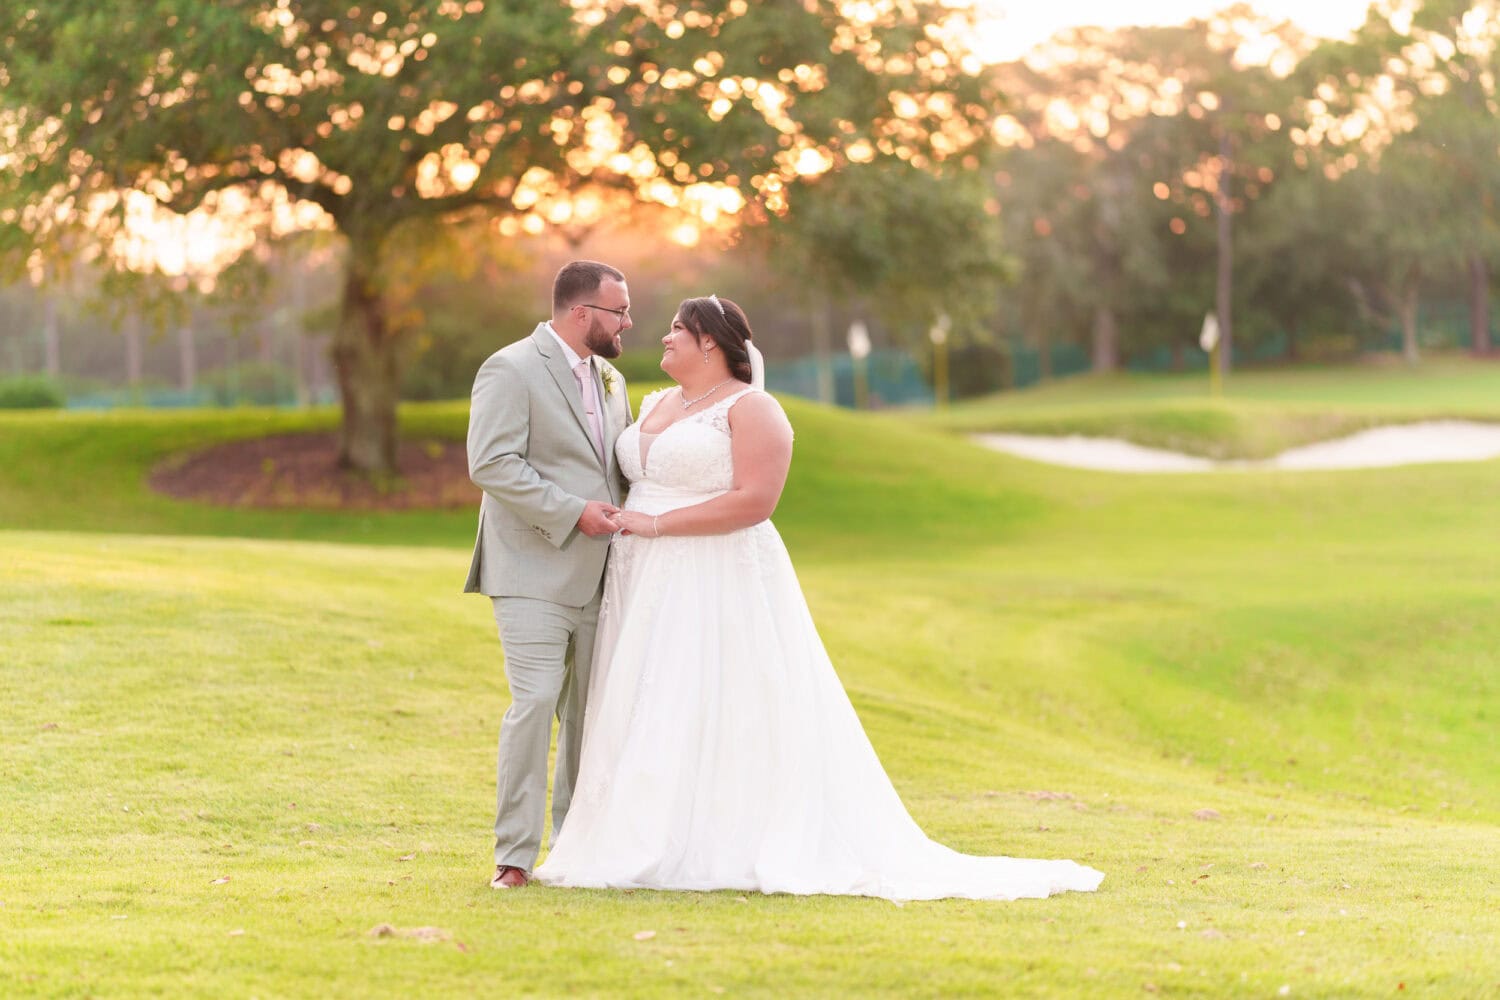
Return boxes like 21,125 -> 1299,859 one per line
652,515 -> 661,538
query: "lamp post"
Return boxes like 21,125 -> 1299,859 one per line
929,312 -> 951,409
1199,312 -> 1222,398
847,319 -> 871,410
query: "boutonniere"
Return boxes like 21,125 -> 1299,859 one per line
600,366 -> 618,397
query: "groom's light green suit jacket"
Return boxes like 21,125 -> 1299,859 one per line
464,324 -> 631,605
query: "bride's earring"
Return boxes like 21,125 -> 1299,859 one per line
703,349 -> 711,364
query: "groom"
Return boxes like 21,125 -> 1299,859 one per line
465,260 -> 633,889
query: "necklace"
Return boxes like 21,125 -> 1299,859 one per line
679,377 -> 735,409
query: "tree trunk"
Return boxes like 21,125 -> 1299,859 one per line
1398,280 -> 1420,366
1169,340 -> 1185,372
292,254 -> 310,407
1214,128 -> 1234,379
332,246 -> 401,476
3,296 -> 19,371
1285,320 -> 1299,363
811,299 -> 834,404
1036,319 -> 1053,381
124,315 -> 143,387
42,295 -> 60,376
309,333 -> 333,405
293,330 -> 310,407
1091,305 -> 1119,372
1468,253 -> 1491,354
178,323 -> 197,392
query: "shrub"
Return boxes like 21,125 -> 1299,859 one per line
0,375 -> 66,409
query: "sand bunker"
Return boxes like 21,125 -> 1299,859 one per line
973,420 -> 1500,474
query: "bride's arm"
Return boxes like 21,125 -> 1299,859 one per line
618,392 -> 794,537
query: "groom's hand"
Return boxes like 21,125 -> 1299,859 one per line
577,501 -> 622,537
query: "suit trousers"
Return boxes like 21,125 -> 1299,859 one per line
491,588 -> 602,870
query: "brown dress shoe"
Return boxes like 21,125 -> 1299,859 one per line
490,865 -> 530,889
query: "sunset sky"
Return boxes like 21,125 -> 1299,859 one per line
970,0 -> 1375,62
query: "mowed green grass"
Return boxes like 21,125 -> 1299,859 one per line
0,404 -> 476,545
922,354 -> 1500,459
2,381 -> 1498,997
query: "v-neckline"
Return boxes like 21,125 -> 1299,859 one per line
638,428 -> 660,473
637,387 -> 751,473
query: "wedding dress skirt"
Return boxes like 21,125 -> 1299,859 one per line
534,390 -> 1103,900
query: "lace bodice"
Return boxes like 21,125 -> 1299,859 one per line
617,387 -> 756,496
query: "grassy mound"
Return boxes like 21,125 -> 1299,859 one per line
2,386 -> 1498,996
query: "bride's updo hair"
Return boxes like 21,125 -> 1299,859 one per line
679,295 -> 754,384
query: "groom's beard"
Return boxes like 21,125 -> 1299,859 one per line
584,316 -> 623,359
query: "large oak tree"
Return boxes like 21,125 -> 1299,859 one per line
1,0 -> 993,474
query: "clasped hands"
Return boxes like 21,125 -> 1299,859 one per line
577,501 -> 659,538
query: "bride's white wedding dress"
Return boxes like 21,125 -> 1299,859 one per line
535,388 -> 1103,900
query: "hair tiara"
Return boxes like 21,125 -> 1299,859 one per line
707,293 -> 726,317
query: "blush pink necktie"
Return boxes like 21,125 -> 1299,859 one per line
573,359 -> 605,465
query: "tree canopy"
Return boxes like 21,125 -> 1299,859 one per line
0,0 -> 995,472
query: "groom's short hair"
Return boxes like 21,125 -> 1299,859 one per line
553,261 -> 625,312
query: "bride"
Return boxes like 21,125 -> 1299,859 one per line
535,295 -> 1103,901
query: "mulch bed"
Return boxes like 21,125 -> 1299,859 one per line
149,433 -> 480,510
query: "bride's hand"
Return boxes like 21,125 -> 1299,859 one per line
614,511 -> 658,537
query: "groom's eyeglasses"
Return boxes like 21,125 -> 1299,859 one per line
581,303 -> 630,328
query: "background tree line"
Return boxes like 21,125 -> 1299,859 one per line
991,0 -> 1500,379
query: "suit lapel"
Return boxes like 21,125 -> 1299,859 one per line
533,324 -> 607,472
